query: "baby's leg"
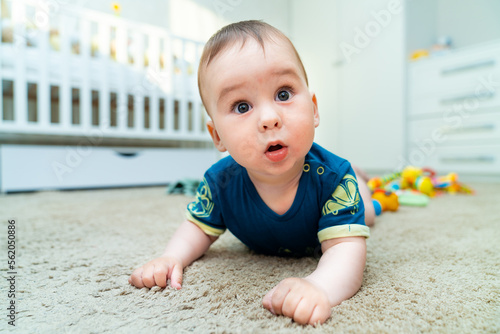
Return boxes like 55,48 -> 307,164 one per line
352,165 -> 375,227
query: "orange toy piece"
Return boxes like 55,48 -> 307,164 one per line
367,177 -> 382,192
372,189 -> 399,215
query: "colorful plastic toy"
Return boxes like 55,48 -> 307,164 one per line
415,175 -> 434,197
372,190 -> 399,216
433,172 -> 458,189
401,166 -> 422,189
367,166 -> 473,212
367,171 -> 401,192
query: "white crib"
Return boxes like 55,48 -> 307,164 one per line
0,0 -> 218,192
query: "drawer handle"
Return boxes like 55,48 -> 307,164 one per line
441,60 -> 496,76
440,156 -> 495,164
442,124 -> 495,135
440,91 -> 495,105
115,151 -> 140,158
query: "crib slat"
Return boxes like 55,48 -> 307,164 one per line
163,35 -> 174,133
179,98 -> 187,135
12,1 -> 27,126
98,20 -> 111,58
193,43 -> 203,135
134,94 -> 144,131
166,95 -> 174,133
116,90 -> 127,131
98,22 -> 110,131
148,34 -> 160,70
115,24 -> 127,64
80,19 -> 91,130
132,32 -> 144,131
177,40 -> 186,134
59,15 -> 72,129
193,101 -> 202,136
133,32 -> 144,71
148,34 -> 160,133
150,92 -> 159,133
0,1 -> 3,124
114,25 -> 127,131
37,23 -> 50,128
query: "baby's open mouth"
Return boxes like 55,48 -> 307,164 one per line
265,143 -> 288,162
267,144 -> 283,152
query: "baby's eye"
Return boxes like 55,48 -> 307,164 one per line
276,90 -> 291,102
234,102 -> 251,114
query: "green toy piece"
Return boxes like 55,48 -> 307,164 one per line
398,191 -> 430,207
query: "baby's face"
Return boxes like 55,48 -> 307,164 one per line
202,38 -> 319,179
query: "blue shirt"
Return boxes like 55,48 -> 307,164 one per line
186,142 -> 369,257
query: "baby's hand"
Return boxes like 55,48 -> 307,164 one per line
262,277 -> 331,326
128,256 -> 183,290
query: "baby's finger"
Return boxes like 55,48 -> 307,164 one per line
309,304 -> 331,326
130,267 -> 145,288
170,263 -> 183,290
153,263 -> 168,288
282,290 -> 302,319
142,264 -> 157,288
292,298 -> 314,325
271,284 -> 292,316
262,287 -> 277,314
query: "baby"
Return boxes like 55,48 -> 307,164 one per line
129,20 -> 375,326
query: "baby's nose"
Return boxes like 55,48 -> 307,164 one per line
259,106 -> 282,131
262,120 -> 279,130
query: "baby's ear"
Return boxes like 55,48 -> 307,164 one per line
311,93 -> 320,128
207,120 -> 227,152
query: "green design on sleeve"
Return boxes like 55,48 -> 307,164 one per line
322,174 -> 360,216
187,178 -> 214,218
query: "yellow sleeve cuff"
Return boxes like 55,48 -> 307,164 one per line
318,224 -> 370,243
186,211 -> 225,237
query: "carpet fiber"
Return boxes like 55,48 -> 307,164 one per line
1,183 -> 499,333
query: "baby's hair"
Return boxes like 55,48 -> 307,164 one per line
198,20 -> 308,109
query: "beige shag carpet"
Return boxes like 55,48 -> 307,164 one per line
1,183 -> 499,333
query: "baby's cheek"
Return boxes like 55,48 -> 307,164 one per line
229,138 -> 260,166
292,124 -> 315,150
239,140 -> 257,157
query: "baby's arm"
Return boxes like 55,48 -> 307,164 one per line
129,220 -> 217,289
262,236 -> 366,325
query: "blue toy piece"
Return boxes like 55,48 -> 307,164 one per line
372,199 -> 382,216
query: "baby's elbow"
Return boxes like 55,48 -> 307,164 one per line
364,206 -> 375,227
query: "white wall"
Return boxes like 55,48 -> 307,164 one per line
289,0 -> 339,152
167,0 -> 291,42
80,0 -> 170,29
405,0 -> 438,54
333,0 -> 406,171
78,0 -> 291,42
406,0 -> 500,53
436,0 -> 500,49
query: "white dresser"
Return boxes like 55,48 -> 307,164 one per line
407,40 -> 500,179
